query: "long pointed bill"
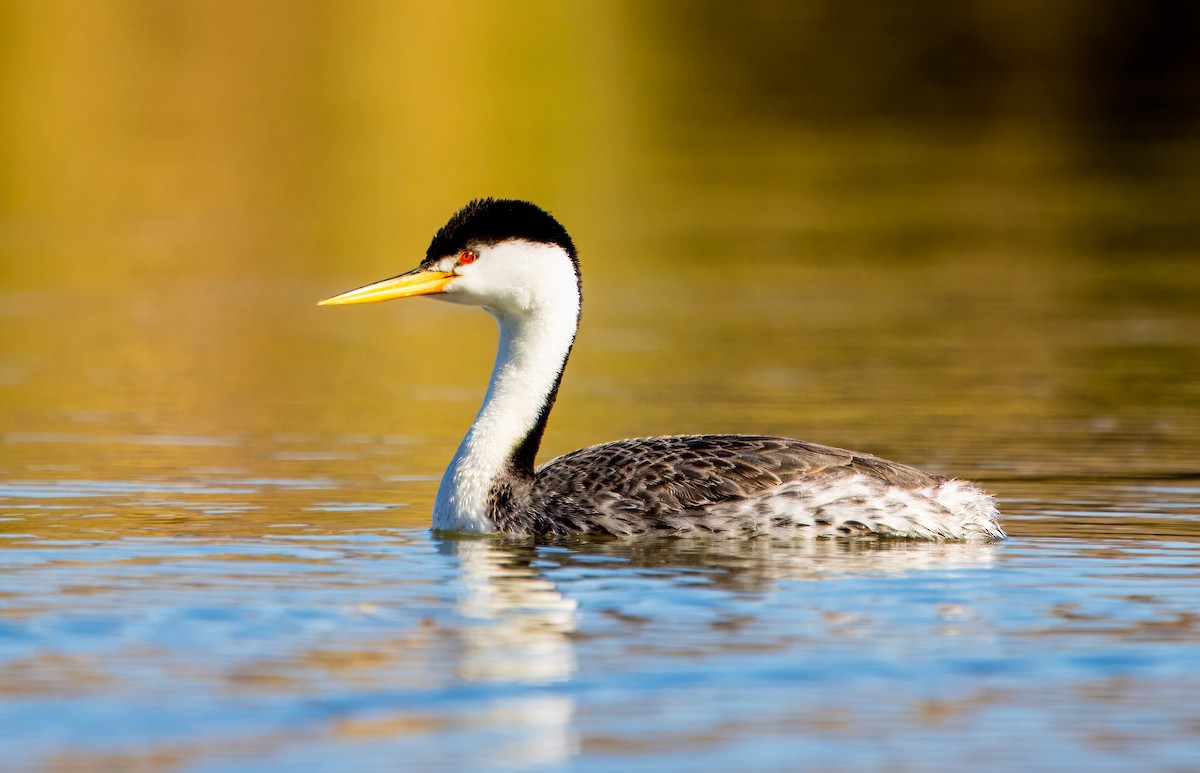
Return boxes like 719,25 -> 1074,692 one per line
318,269 -> 456,306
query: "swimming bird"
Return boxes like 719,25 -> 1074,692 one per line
320,198 -> 1005,541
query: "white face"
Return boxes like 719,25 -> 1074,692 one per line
434,239 -> 580,318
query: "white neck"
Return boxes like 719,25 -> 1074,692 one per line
431,242 -> 580,532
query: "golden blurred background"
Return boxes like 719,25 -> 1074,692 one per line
1,0 -> 1198,513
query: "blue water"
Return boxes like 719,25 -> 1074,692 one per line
3,484 -> 1199,772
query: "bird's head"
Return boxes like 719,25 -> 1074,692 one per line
319,198 -> 580,319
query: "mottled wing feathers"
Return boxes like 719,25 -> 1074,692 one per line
531,434 -> 943,531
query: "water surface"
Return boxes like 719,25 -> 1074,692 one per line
3,3 -> 1200,771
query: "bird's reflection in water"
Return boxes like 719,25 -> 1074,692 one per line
437,537 -> 579,768
441,537 -> 579,684
437,534 -> 999,767
559,536 -> 1001,589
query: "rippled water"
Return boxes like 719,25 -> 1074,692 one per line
4,425 -> 1200,772
4,3 -> 1200,771
3,475 -> 1200,772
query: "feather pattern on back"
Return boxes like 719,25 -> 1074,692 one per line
482,435 -> 1004,541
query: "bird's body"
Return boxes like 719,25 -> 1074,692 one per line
512,435 -> 1000,539
321,199 -> 1005,541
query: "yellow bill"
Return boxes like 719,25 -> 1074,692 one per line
318,269 -> 455,306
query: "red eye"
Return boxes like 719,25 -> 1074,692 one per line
458,251 -> 477,265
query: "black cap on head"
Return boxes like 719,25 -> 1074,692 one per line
424,198 -> 578,265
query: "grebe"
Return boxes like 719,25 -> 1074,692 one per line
320,199 -> 1005,541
